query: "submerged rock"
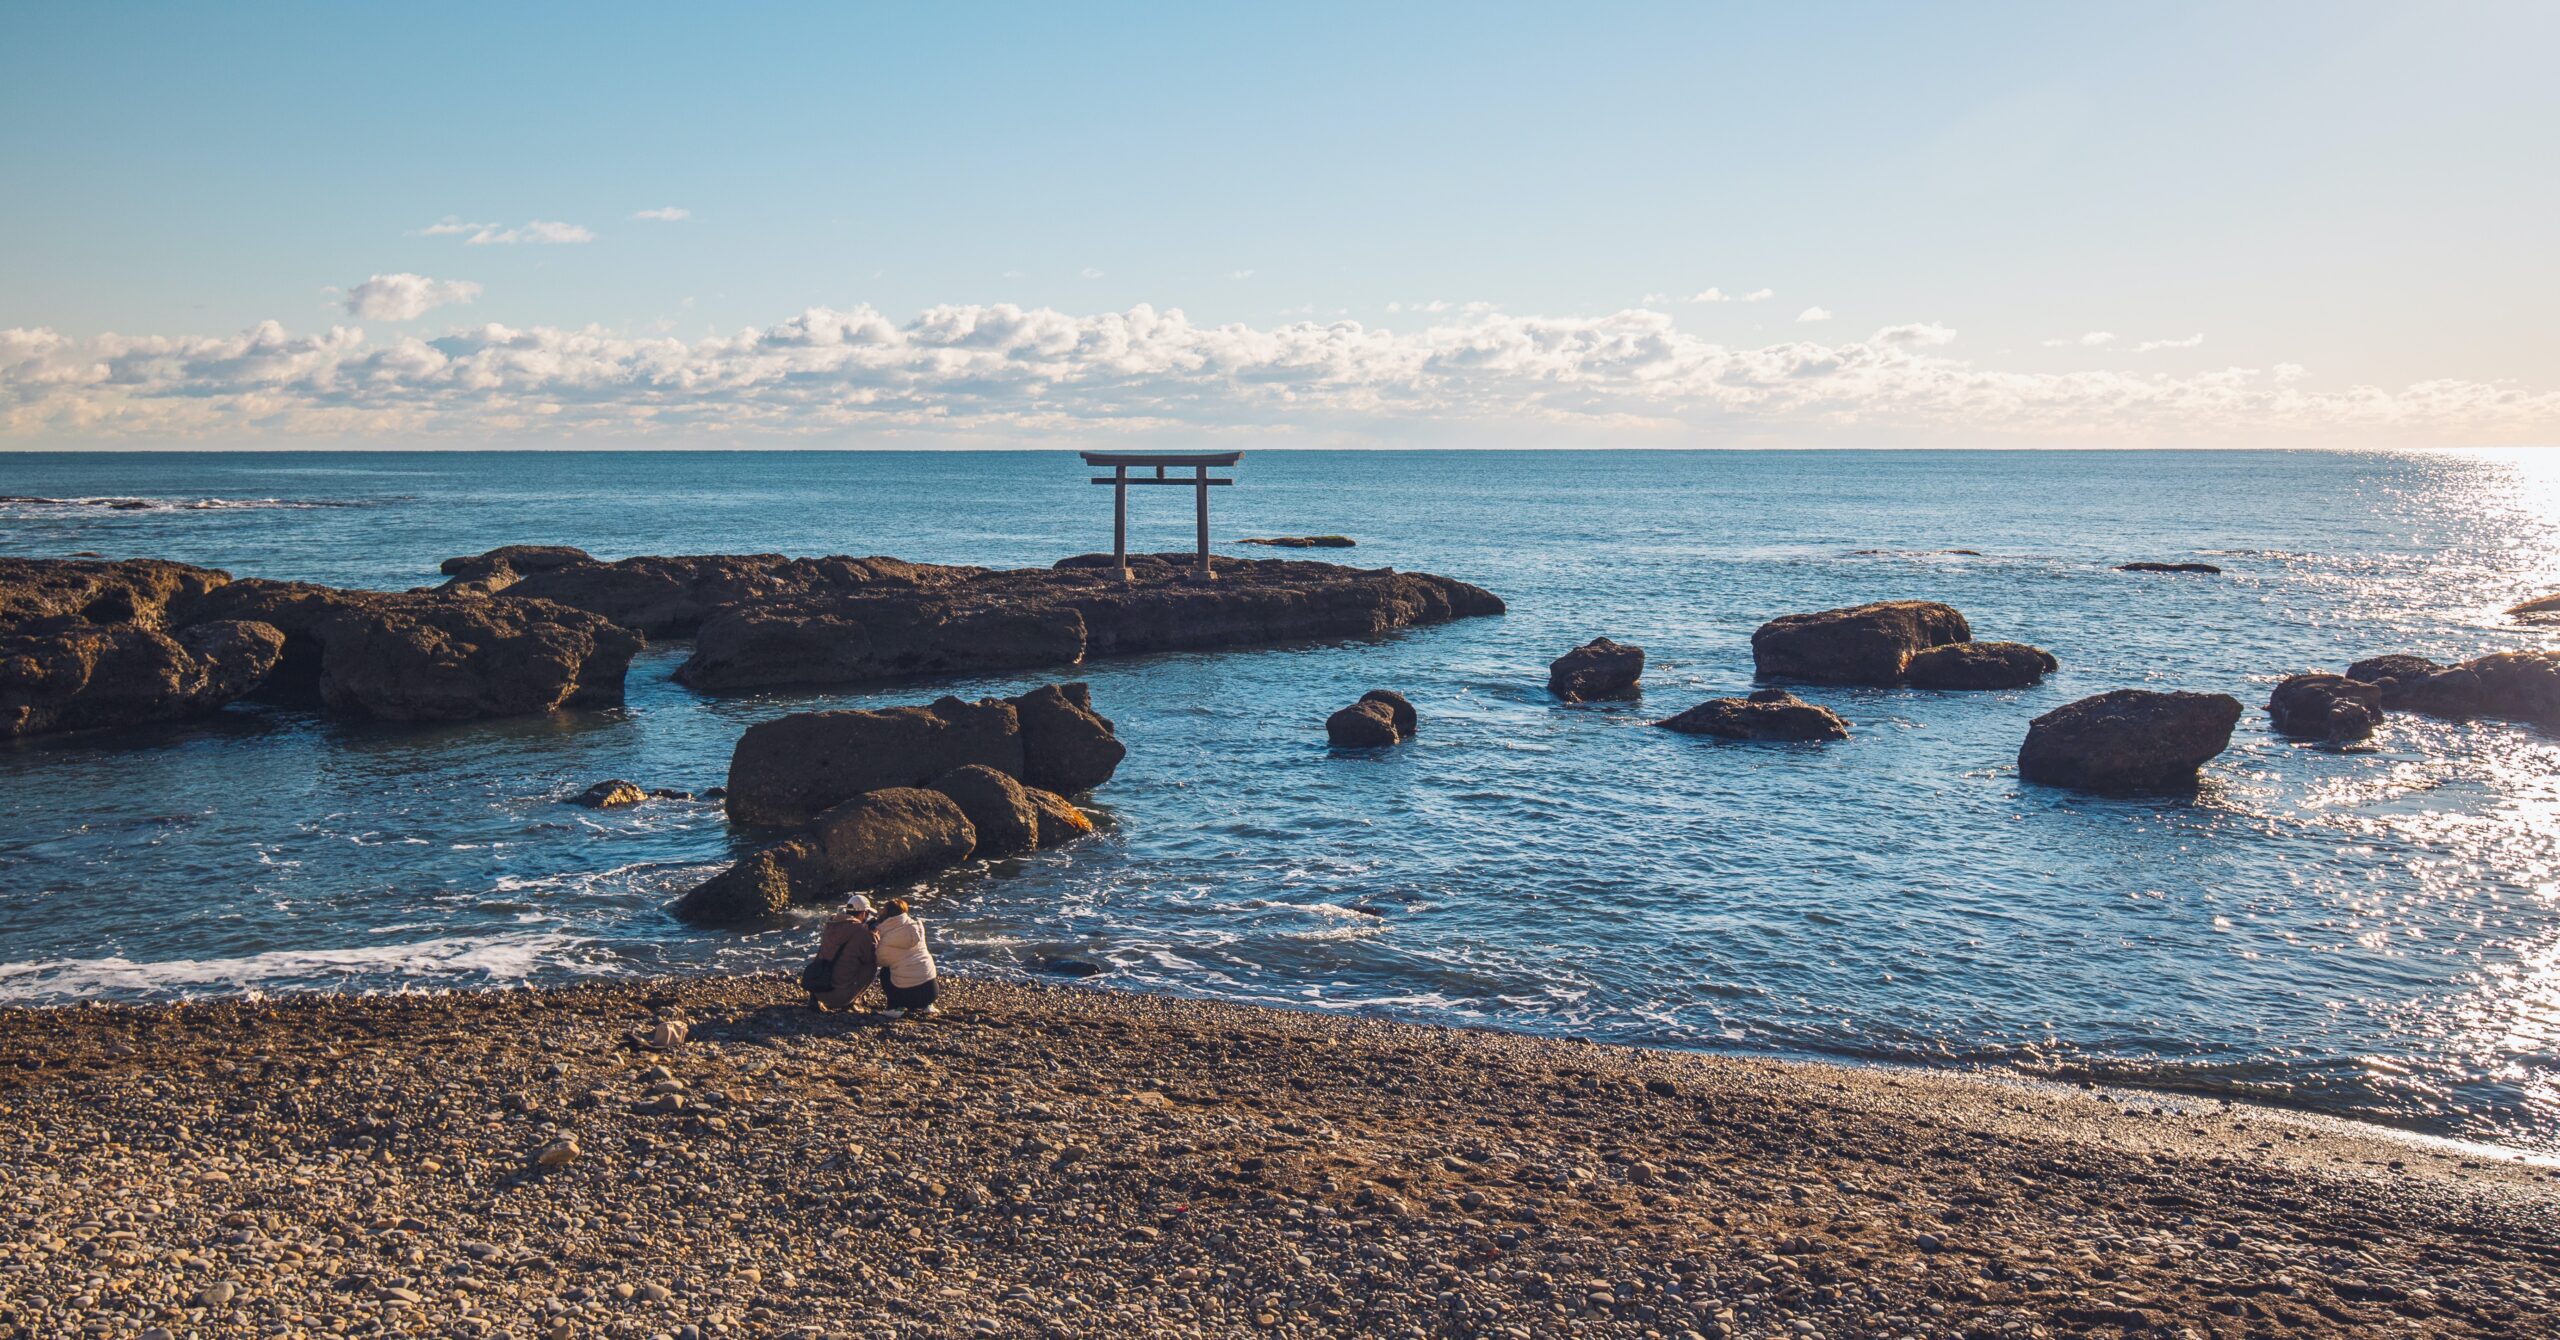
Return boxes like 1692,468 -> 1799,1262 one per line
929,764 -> 1041,858
0,618 -> 284,738
185,581 -> 643,722
2510,593 -> 2560,622
1655,688 -> 1849,742
673,555 -> 1503,691
2117,561 -> 2222,574
1903,640 -> 2058,690
1359,689 -> 1417,736
570,780 -> 648,809
725,683 -> 1123,828
1238,535 -> 1356,548
1326,699 -> 1404,747
2266,674 -> 2383,744
1752,602 -> 1970,686
2017,689 -> 2242,793
1548,638 -> 1644,702
673,788 -> 978,925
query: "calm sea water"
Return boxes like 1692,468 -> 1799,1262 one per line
4,450 -> 2558,1152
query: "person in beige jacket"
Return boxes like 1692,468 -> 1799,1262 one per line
872,898 -> 939,1017
808,895 -> 880,1013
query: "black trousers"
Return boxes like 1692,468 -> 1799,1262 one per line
883,974 -> 938,1010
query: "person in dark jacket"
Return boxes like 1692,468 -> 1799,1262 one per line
808,894 -> 880,1012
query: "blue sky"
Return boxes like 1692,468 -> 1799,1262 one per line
3,2 -> 2554,447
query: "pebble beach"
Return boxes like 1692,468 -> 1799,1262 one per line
3,975 -> 2554,1340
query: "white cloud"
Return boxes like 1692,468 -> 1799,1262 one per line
1226,269 -> 1256,280
1081,267 -> 1106,279
1743,289 -> 1775,302
2,304 -> 2550,447
342,274 -> 483,322
1691,288 -> 1731,303
2137,333 -> 2206,352
631,207 -> 691,222
1641,292 -> 1670,306
2042,331 -> 2116,348
419,217 -> 595,246
1797,306 -> 1833,323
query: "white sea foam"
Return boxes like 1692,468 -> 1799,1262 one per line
0,932 -> 590,1003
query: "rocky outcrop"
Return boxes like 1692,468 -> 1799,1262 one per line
1903,641 -> 2058,690
1,618 -> 284,738
2118,562 -> 2221,575
1010,683 -> 1126,794
1024,788 -> 1096,847
0,557 -> 233,629
1656,689 -> 1849,742
488,553 -> 983,638
1752,602 -> 1971,686
725,683 -> 1122,828
1326,700 -> 1404,747
672,788 -> 977,926
2343,655 -> 2442,705
673,555 -> 1503,692
1548,638 -> 1643,702
929,764 -> 1041,858
1359,689 -> 1416,737
2510,594 -> 2560,623
2017,690 -> 2242,793
1238,536 -> 1356,549
436,546 -> 594,596
2266,674 -> 2383,744
2386,651 -> 2560,727
184,581 -> 642,722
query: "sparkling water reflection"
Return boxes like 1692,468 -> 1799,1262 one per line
2,449 -> 2557,1151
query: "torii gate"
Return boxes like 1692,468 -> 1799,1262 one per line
1081,450 -> 1242,582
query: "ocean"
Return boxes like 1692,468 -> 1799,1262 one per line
3,448 -> 2556,1154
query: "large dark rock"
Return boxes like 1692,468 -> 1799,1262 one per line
1547,638 -> 1643,702
570,779 -> 648,809
1,618 -> 284,738
1752,602 -> 1971,686
2389,651 -> 2560,727
1238,535 -> 1356,549
2344,655 -> 2444,707
2266,674 -> 2383,743
1903,641 -> 2057,690
678,600 -> 1085,691
726,694 -> 1024,828
181,579 -> 640,717
670,787 -> 978,926
1011,682 -> 1126,795
0,557 -> 233,629
929,764 -> 1041,858
1023,787 -> 1096,848
1359,689 -> 1416,736
1326,700 -> 1404,747
1656,688 -> 1849,742
2017,690 -> 2242,793
2118,561 -> 2222,575
672,555 -> 1504,691
183,581 -> 642,721
500,553 -> 981,637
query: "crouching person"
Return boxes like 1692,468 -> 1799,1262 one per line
873,897 -> 939,1018
803,894 -> 880,1012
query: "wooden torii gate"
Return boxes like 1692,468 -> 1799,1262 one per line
1081,450 -> 1242,582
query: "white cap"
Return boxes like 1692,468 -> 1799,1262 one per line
843,894 -> 875,915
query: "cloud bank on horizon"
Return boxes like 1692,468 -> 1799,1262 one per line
4,301 -> 2552,448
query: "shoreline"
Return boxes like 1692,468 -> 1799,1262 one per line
3,974 -> 2554,1338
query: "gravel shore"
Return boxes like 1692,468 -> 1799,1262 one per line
2,974 -> 2553,1339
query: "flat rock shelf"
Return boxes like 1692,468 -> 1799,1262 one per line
0,977 -> 2552,1339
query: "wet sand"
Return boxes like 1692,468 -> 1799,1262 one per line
1,974 -> 2554,1339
